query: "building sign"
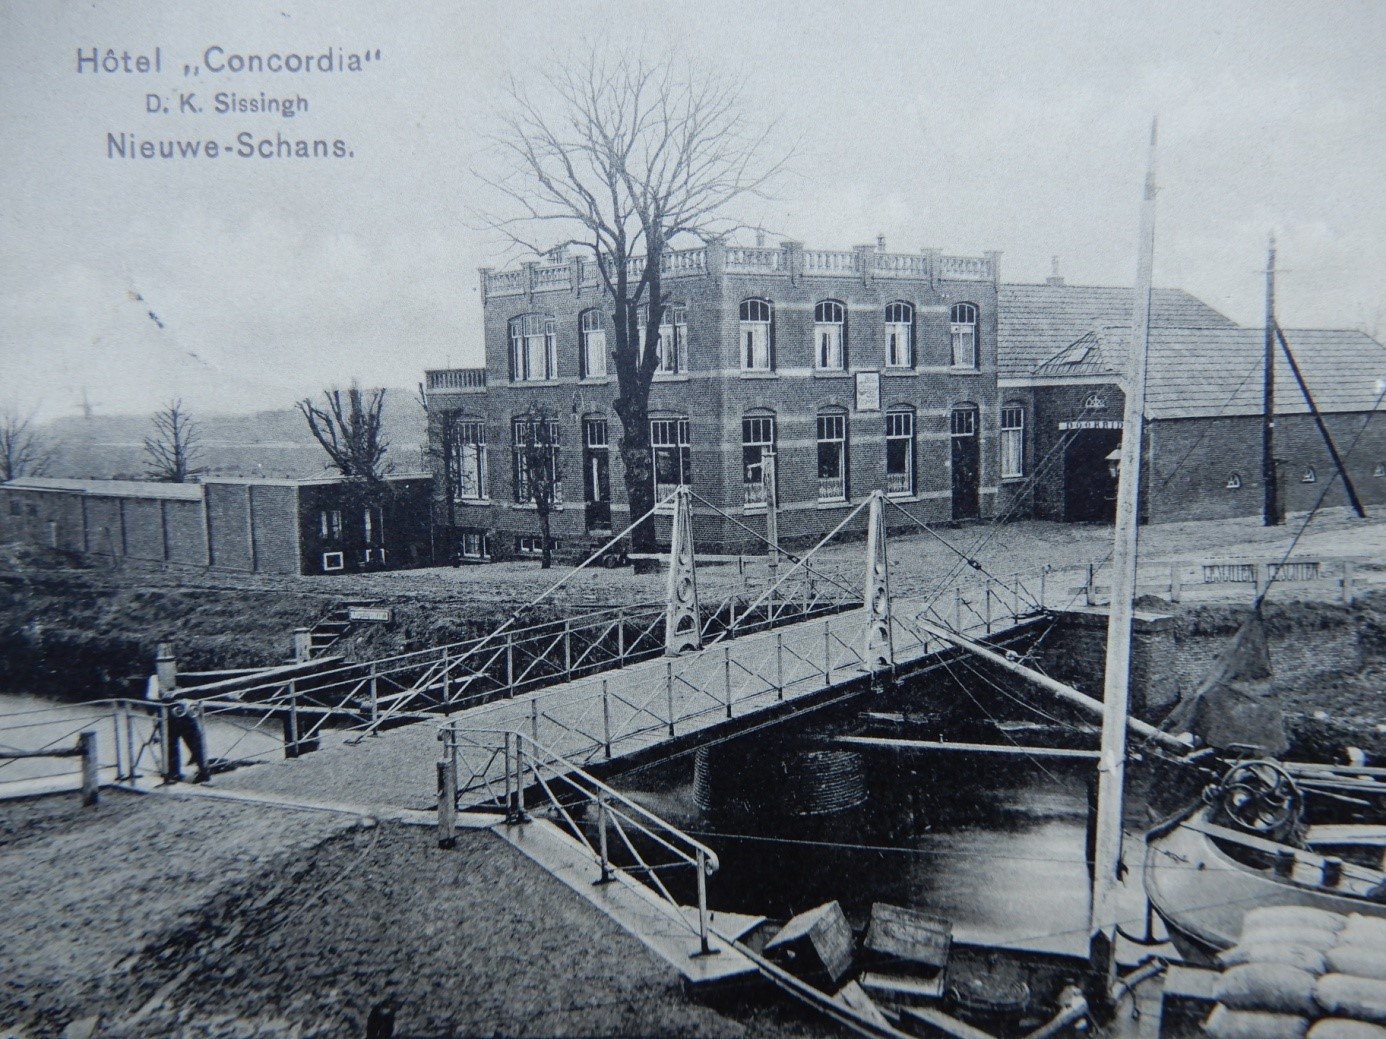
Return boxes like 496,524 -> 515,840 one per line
347,605 -> 394,623
1058,419 -> 1123,431
855,372 -> 881,412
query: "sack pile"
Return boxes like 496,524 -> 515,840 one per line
1203,906 -> 1386,1038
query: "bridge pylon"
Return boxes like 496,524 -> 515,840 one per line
665,486 -> 703,656
863,491 -> 894,672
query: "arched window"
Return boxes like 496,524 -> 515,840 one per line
1226,473 -> 1242,490
1000,403 -> 1025,479
579,309 -> 607,379
885,407 -> 915,495
509,314 -> 557,382
1084,391 -> 1108,410
950,303 -> 979,368
656,304 -> 687,374
884,302 -> 913,368
740,299 -> 773,370
742,413 -> 776,504
817,409 -> 849,502
814,300 -> 846,370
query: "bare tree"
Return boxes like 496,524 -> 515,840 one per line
0,407 -> 54,482
513,406 -> 564,568
297,384 -> 391,481
143,400 -> 203,483
481,51 -> 784,552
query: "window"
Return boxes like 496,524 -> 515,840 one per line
739,298 -> 773,370
817,412 -> 848,502
511,416 -> 562,504
1000,405 -> 1025,479
322,551 -> 344,572
1302,467 -> 1317,483
582,417 -> 611,530
1084,392 -> 1108,410
884,302 -> 913,368
320,509 -> 343,541
1226,473 -> 1242,490
742,415 -> 775,505
814,300 -> 846,370
657,304 -> 687,374
509,314 -> 557,382
950,303 -> 979,368
885,408 -> 914,496
580,309 -> 607,379
516,535 -> 558,557
651,417 -> 692,500
449,419 -> 488,502
1375,464 -> 1386,478
460,531 -> 490,560
363,506 -> 382,544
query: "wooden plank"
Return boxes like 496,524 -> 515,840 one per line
899,1005 -> 999,1039
837,736 -> 1099,760
860,971 -> 947,1002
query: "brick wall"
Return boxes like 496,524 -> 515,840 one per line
164,499 -> 209,565
249,484 -> 299,574
205,482 -> 253,570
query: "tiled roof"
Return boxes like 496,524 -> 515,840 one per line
1033,325 -> 1386,420
998,282 -> 1238,379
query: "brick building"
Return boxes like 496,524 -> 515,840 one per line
0,475 -> 433,575
997,279 -> 1386,523
422,237 -> 1006,559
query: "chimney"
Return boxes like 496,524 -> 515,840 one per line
876,234 -> 887,253
1046,255 -> 1065,287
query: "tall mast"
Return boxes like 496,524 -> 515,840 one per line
1263,235 -> 1280,526
1090,120 -> 1158,951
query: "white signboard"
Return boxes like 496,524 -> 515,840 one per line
855,372 -> 881,412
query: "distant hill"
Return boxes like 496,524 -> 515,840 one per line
38,390 -> 426,481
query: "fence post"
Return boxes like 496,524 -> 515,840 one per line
79,730 -> 99,806
824,618 -> 833,684
618,611 -> 626,665
776,631 -> 785,700
955,587 -> 963,631
506,633 -> 515,695
530,697 -> 540,745
564,620 -> 572,680
1170,563 -> 1182,604
666,659 -> 676,736
157,643 -> 176,783
503,732 -> 515,821
1254,562 -> 1268,599
695,848 -> 713,957
437,757 -> 457,849
596,791 -> 613,885
293,627 -> 312,663
513,739 -> 528,823
602,678 -> 612,759
111,706 -> 125,782
284,679 -> 301,758
1344,560 -> 1357,605
1085,563 -> 1098,607
441,645 -> 451,713
985,580 -> 993,634
1040,566 -> 1048,609
723,645 -> 733,718
368,661 -> 379,726
125,705 -> 138,780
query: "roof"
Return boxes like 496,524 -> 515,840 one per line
202,473 -> 432,487
998,282 -> 1238,379
0,477 -> 207,500
1033,325 -> 1386,420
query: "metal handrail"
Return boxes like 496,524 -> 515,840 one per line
438,728 -> 719,954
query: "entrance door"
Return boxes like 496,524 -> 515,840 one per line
1063,429 -> 1121,522
582,417 -> 612,531
950,406 -> 980,520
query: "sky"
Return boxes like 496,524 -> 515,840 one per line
2,0 -> 1383,420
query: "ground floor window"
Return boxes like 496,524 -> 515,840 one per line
742,415 -> 775,505
885,409 -> 914,496
460,531 -> 490,560
449,419 -> 488,502
817,412 -> 848,502
515,535 -> 558,557
651,417 -> 692,501
1000,405 -> 1025,478
512,416 -> 563,505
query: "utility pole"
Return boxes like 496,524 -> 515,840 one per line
1263,234 -> 1280,526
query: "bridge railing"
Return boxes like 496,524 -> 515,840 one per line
438,728 -> 720,955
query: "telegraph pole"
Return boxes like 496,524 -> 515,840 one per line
1263,235 -> 1280,526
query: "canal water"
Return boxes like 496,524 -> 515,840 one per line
615,740 -> 1102,959
0,691 -> 284,790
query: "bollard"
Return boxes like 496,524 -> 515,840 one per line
723,645 -> 733,718
292,627 -> 312,663
595,792 -> 613,885
1344,560 -> 1357,605
601,678 -> 612,759
775,631 -> 784,700
79,730 -> 99,806
436,759 -> 457,848
1170,563 -> 1182,604
1085,563 -> 1097,606
1323,856 -> 1344,888
666,660 -> 675,736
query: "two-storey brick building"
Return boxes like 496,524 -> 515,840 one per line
422,237 -> 1010,559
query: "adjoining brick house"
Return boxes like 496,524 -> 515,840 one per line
997,279 -> 1386,523
0,475 -> 433,575
422,237 -> 1008,559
